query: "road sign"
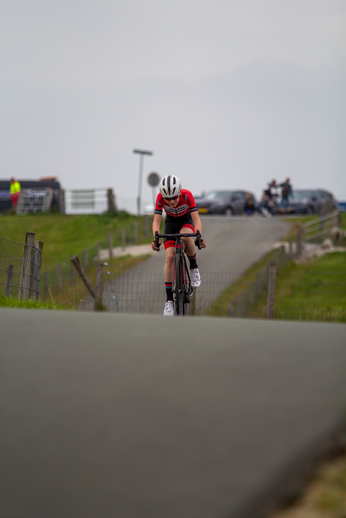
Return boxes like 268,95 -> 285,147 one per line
147,172 -> 160,187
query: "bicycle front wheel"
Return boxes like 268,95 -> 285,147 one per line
173,255 -> 185,316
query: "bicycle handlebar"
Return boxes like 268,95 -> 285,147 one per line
154,230 -> 202,250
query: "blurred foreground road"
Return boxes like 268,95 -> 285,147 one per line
1,309 -> 345,518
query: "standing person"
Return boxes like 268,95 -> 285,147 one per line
9,178 -> 21,211
278,178 -> 293,214
151,175 -> 206,316
262,180 -> 279,214
243,192 -> 256,216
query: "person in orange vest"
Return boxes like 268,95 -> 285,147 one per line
9,178 -> 21,209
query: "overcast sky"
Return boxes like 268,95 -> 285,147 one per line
1,0 -> 345,212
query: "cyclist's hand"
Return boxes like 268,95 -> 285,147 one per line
151,240 -> 161,251
195,238 -> 206,249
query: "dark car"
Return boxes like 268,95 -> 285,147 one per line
287,189 -> 338,215
195,190 -> 257,216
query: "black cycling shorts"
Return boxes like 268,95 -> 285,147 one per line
163,214 -> 195,250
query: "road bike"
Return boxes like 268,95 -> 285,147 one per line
154,230 -> 202,316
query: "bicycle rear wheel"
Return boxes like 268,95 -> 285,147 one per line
172,255 -> 186,316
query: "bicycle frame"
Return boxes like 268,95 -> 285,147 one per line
154,231 -> 202,316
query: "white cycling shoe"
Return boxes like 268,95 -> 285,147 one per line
163,300 -> 174,316
190,268 -> 201,288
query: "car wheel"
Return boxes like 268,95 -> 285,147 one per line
225,207 -> 234,216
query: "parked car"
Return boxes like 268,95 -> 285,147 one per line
286,189 -> 338,215
195,190 -> 258,216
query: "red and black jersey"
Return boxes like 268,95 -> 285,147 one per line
155,189 -> 198,218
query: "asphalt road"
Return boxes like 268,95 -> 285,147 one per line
1,308 -> 345,518
84,216 -> 291,313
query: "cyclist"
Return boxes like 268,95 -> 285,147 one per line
151,175 -> 206,316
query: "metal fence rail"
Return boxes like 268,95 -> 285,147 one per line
0,233 -> 43,300
303,210 -> 340,252
64,188 -> 118,215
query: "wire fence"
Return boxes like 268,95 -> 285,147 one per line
39,261 -> 346,323
0,234 -> 43,300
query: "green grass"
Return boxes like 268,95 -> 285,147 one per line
273,252 -> 346,322
0,212 -> 155,269
0,295 -> 66,310
207,249 -> 346,323
340,212 -> 346,230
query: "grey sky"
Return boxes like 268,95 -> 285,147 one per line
1,0 -> 345,212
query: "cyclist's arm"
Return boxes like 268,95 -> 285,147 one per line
191,211 -> 206,248
152,214 -> 162,250
152,214 -> 162,236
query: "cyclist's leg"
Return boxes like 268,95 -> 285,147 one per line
162,216 -> 179,316
180,223 -> 201,288
164,246 -> 175,285
180,225 -> 195,255
162,246 -> 175,316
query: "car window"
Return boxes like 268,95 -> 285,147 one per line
204,191 -> 233,200
292,190 -> 314,200
316,190 -> 328,199
232,191 -> 246,200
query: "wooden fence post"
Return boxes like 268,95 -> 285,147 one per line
266,263 -> 277,319
30,240 -> 43,300
94,264 -> 104,311
108,234 -> 113,259
5,265 -> 13,297
121,228 -> 126,250
107,188 -> 118,213
19,231 -> 35,300
70,256 -> 95,298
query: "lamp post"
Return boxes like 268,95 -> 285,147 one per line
133,149 -> 153,215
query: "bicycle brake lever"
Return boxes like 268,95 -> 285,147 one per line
154,231 -> 160,249
195,230 -> 202,250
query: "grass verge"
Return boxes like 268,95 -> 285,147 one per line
271,451 -> 346,518
207,249 -> 346,323
0,212 -> 156,268
0,295 -> 65,310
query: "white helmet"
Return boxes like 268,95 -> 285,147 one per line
159,175 -> 182,199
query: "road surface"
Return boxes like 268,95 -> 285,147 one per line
1,308 -> 345,518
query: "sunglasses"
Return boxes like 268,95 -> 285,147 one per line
165,195 -> 180,201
